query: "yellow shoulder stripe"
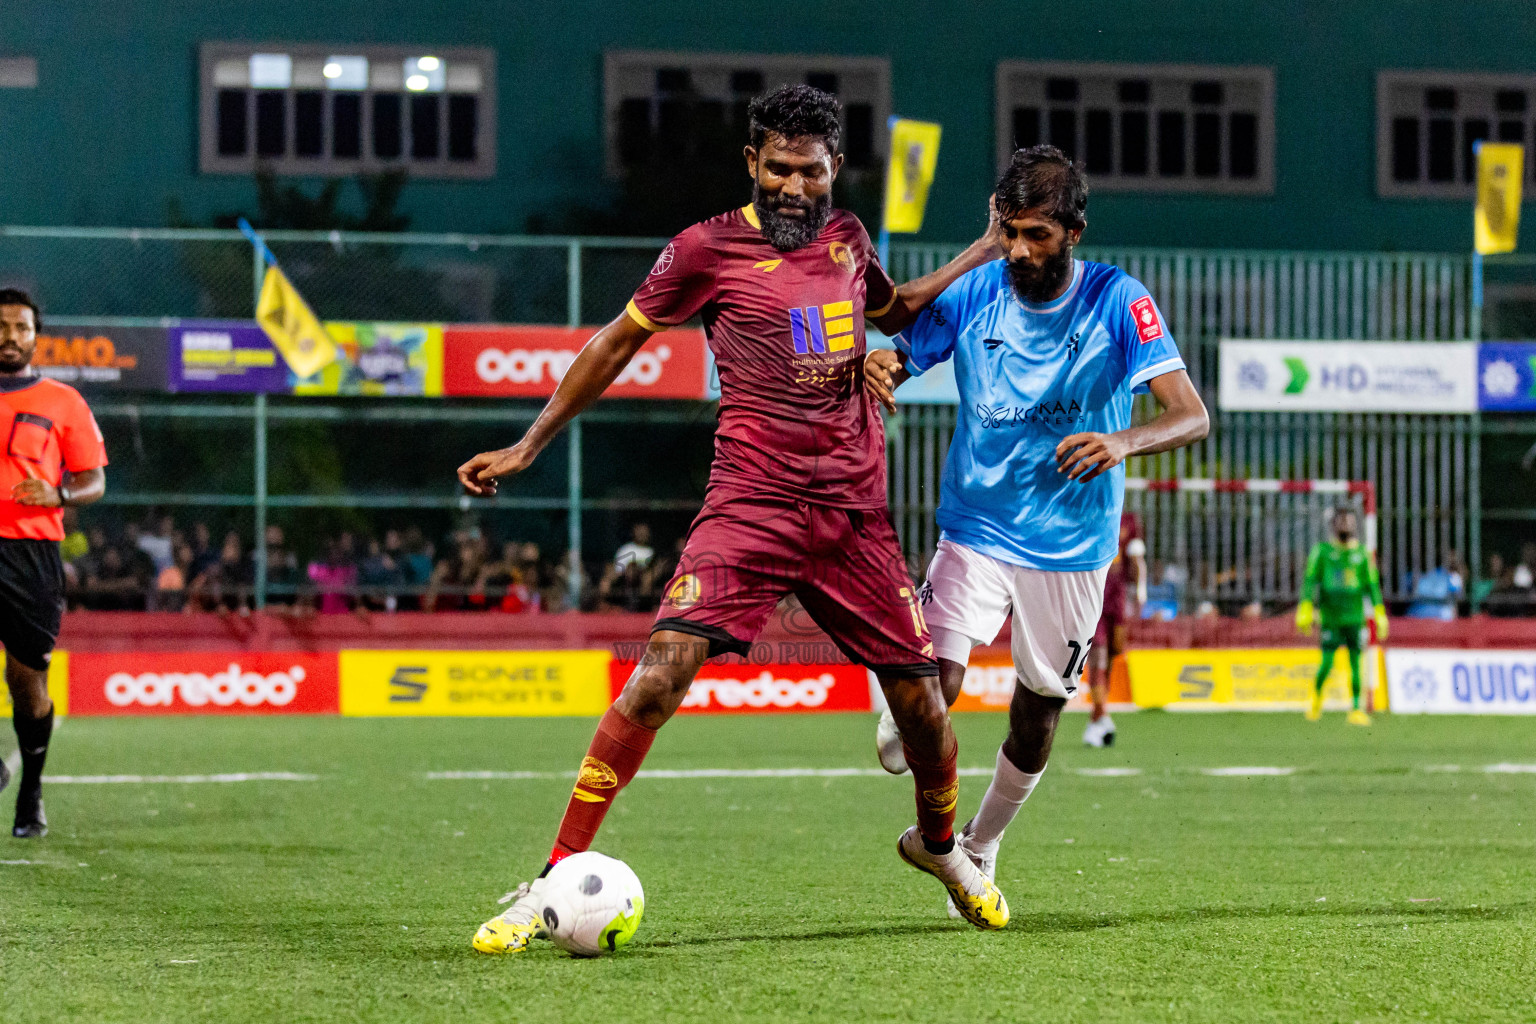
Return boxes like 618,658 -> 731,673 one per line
741,204 -> 762,229
625,299 -> 668,333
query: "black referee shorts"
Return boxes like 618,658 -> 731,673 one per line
0,538 -> 65,672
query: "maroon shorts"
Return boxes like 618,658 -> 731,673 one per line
1093,570 -> 1127,651
654,493 -> 937,676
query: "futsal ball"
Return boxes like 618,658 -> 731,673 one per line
539,851 -> 645,957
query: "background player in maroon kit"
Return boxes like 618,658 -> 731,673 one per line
0,289 -> 107,836
1084,512 -> 1146,747
457,86 -> 1010,950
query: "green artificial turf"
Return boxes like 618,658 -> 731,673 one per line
1,711 -> 1533,1023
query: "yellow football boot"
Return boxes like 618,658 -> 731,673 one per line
472,880 -> 548,954
1305,692 -> 1324,721
1346,709 -> 1372,727
898,826 -> 1009,930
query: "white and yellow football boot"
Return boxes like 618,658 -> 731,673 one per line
472,879 -> 549,954
1346,708 -> 1372,727
946,819 -> 1000,920
897,825 -> 1009,930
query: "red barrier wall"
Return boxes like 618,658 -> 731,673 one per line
55,611 -> 1536,655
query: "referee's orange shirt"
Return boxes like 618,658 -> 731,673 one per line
0,377 -> 107,541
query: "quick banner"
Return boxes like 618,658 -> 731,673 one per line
1385,649 -> 1536,714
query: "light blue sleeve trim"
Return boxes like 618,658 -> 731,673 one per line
1128,355 -> 1186,391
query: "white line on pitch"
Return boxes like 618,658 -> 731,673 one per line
46,772 -> 318,785
1075,767 -> 1143,777
1484,763 -> 1536,774
1200,766 -> 1296,776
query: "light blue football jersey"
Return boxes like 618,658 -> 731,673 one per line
894,259 -> 1185,571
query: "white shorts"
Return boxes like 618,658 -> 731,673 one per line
919,538 -> 1108,700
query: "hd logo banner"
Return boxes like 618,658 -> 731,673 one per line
1219,340 -> 1478,414
340,650 -> 611,716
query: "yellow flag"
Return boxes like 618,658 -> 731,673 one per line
882,118 -> 942,234
1475,142 -> 1524,255
255,264 -> 339,379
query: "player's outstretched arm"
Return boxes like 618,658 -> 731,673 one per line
456,312 -> 653,496
1055,369 -> 1208,483
867,199 -> 1005,336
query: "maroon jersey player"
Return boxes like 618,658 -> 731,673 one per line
1085,512 -> 1146,747
457,86 -> 1011,951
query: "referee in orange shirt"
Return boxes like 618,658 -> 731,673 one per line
0,289 -> 106,837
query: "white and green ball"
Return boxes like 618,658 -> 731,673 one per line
539,851 -> 645,957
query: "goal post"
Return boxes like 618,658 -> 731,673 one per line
1122,477 -> 1377,614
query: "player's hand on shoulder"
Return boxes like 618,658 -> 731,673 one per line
864,349 -> 902,413
1055,431 -> 1132,483
457,445 -> 534,497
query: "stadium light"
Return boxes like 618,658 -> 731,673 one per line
403,56 -> 445,92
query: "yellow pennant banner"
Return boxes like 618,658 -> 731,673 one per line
255,264 -> 340,379
882,118 -> 942,235
1475,142 -> 1524,255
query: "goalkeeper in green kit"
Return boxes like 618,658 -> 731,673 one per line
1296,508 -> 1387,725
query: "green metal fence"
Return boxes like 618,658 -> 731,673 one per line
0,225 -> 1515,609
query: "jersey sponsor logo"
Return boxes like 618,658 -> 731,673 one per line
827,241 -> 855,274
752,259 -> 783,273
789,301 -> 856,355
976,398 -> 1087,429
1130,296 -> 1164,344
664,573 -> 702,609
650,243 -> 675,276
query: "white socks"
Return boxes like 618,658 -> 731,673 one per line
968,746 -> 1044,848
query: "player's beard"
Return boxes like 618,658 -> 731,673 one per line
0,344 -> 31,374
753,183 -> 832,253
1007,244 -> 1074,304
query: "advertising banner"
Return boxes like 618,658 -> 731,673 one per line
67,652 -> 338,716
1219,340 -> 1478,413
1128,647 -> 1386,710
0,651 -> 68,717
293,322 -> 443,397
443,326 -> 708,399
341,650 -> 611,716
168,320 -> 289,393
32,325 -> 167,391
1476,342 -> 1536,412
608,660 -> 871,714
1385,649 -> 1536,714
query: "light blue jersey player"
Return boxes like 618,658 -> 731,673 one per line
867,146 -> 1208,914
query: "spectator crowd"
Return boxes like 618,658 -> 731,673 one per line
62,513 -> 684,615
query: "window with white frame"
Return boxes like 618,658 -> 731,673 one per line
199,43 -> 495,178
603,51 -> 889,176
1378,71 -> 1535,198
995,61 -> 1274,194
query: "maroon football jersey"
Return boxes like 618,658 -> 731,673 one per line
627,205 -> 897,509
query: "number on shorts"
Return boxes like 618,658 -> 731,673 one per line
1062,639 -> 1094,680
897,586 -> 928,639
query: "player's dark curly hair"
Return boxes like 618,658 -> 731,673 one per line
994,144 -> 1088,231
748,84 -> 842,154
0,287 -> 40,328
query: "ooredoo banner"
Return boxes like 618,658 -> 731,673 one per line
443,326 -> 708,399
67,652 -> 339,715
1385,649 -> 1536,714
608,661 -> 871,714
340,650 -> 611,716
